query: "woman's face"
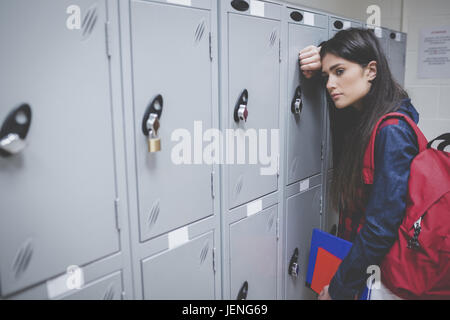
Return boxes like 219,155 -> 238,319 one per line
321,53 -> 377,110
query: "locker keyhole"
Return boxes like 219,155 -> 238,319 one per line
234,89 -> 249,123
334,20 -> 343,30
0,103 -> 32,157
288,248 -> 300,278
290,11 -> 303,22
291,86 -> 303,115
231,0 -> 249,12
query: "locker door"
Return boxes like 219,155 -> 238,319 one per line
0,0 -> 119,296
285,186 -> 321,300
229,205 -> 278,300
227,13 -> 280,209
388,31 -> 407,86
130,1 -> 214,242
142,232 -> 215,300
287,20 -> 327,185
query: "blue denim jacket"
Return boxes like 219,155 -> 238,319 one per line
328,99 -> 420,300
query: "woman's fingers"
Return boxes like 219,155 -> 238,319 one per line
301,61 -> 321,71
299,45 -> 321,59
300,55 -> 320,66
299,45 -> 322,77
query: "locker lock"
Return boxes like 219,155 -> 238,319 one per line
231,0 -> 249,12
234,89 -> 249,123
288,248 -> 300,278
237,281 -> 249,300
142,95 -> 164,153
334,20 -> 344,30
0,104 -> 32,157
291,86 -> 303,115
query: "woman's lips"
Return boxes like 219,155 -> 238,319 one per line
331,93 -> 342,100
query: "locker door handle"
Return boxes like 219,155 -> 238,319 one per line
291,86 -> 303,115
231,0 -> 249,12
234,89 -> 249,123
142,95 -> 164,153
0,104 -> 32,157
288,248 -> 300,278
237,281 -> 249,300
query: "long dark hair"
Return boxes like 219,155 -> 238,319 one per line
321,28 -> 409,213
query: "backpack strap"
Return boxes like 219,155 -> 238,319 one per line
427,133 -> 450,151
362,112 -> 428,185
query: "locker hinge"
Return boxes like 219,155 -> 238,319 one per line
105,21 -> 112,58
276,218 -> 280,241
209,32 -> 213,61
212,247 -> 216,273
211,171 -> 215,199
277,154 -> 280,178
114,198 -> 121,231
278,39 -> 282,63
320,195 -> 323,216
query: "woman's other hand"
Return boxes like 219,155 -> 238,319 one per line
318,285 -> 332,300
299,45 -> 322,79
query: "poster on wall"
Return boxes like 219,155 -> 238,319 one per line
418,26 -> 450,78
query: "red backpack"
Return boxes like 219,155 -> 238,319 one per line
363,112 -> 450,300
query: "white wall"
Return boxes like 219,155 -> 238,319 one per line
402,0 -> 450,140
286,0 -> 403,30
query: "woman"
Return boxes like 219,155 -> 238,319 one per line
299,28 -> 419,300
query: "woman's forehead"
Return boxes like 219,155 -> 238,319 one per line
322,54 -> 355,72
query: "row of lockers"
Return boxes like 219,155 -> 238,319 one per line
0,0 -> 406,299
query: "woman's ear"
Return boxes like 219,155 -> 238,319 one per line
366,61 -> 377,82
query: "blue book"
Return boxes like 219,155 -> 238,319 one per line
306,228 -> 370,300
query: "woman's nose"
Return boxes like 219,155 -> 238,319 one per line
326,78 -> 336,92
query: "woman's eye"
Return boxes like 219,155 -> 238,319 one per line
336,69 -> 344,76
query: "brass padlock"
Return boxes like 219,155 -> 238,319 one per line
146,114 -> 161,153
148,134 -> 161,153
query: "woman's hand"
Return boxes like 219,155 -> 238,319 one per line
299,45 -> 322,79
318,285 -> 332,300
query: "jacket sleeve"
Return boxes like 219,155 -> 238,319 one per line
328,120 -> 419,300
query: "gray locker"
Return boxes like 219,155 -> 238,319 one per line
0,0 -> 121,296
223,1 -> 281,209
141,231 -> 216,300
285,184 -> 321,300
61,271 -> 123,300
286,8 -> 327,185
229,205 -> 278,300
388,30 -> 407,86
129,0 -> 214,242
